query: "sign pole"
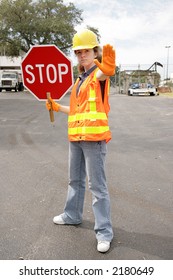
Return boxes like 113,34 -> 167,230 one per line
46,92 -> 54,122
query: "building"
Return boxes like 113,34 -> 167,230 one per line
170,73 -> 173,82
0,56 -> 22,71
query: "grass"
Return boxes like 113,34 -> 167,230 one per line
159,92 -> 173,98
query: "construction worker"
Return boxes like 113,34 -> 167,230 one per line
46,29 -> 116,253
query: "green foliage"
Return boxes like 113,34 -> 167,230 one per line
0,0 -> 83,55
110,65 -> 120,86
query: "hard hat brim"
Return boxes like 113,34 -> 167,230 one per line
72,44 -> 99,51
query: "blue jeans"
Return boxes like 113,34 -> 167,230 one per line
62,141 -> 113,242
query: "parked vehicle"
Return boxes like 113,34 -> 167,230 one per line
0,70 -> 24,92
128,83 -> 158,96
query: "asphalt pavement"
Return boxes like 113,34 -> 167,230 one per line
0,90 -> 173,260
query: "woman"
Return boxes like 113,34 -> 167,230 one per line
46,29 -> 116,253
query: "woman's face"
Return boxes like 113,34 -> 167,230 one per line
75,49 -> 96,71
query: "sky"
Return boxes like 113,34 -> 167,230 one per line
64,0 -> 173,80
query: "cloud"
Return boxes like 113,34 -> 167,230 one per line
64,0 -> 173,78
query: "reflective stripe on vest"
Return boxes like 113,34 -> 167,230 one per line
68,112 -> 107,122
68,126 -> 110,135
88,87 -> 96,111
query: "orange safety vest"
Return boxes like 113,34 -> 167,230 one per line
68,68 -> 111,142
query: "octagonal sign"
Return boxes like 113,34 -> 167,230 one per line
21,45 -> 73,100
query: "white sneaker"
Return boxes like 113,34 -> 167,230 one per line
53,215 -> 65,225
97,241 -> 110,253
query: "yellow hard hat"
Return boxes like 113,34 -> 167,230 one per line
72,29 -> 99,50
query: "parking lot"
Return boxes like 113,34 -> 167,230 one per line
0,91 -> 173,260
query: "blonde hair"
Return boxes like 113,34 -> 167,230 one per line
75,46 -> 102,74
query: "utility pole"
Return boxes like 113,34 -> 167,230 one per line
165,46 -> 171,80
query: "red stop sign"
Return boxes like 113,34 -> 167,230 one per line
21,45 -> 73,100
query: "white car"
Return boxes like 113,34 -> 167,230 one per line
128,83 -> 158,96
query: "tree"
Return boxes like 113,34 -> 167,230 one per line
0,0 -> 83,56
110,65 -> 120,87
